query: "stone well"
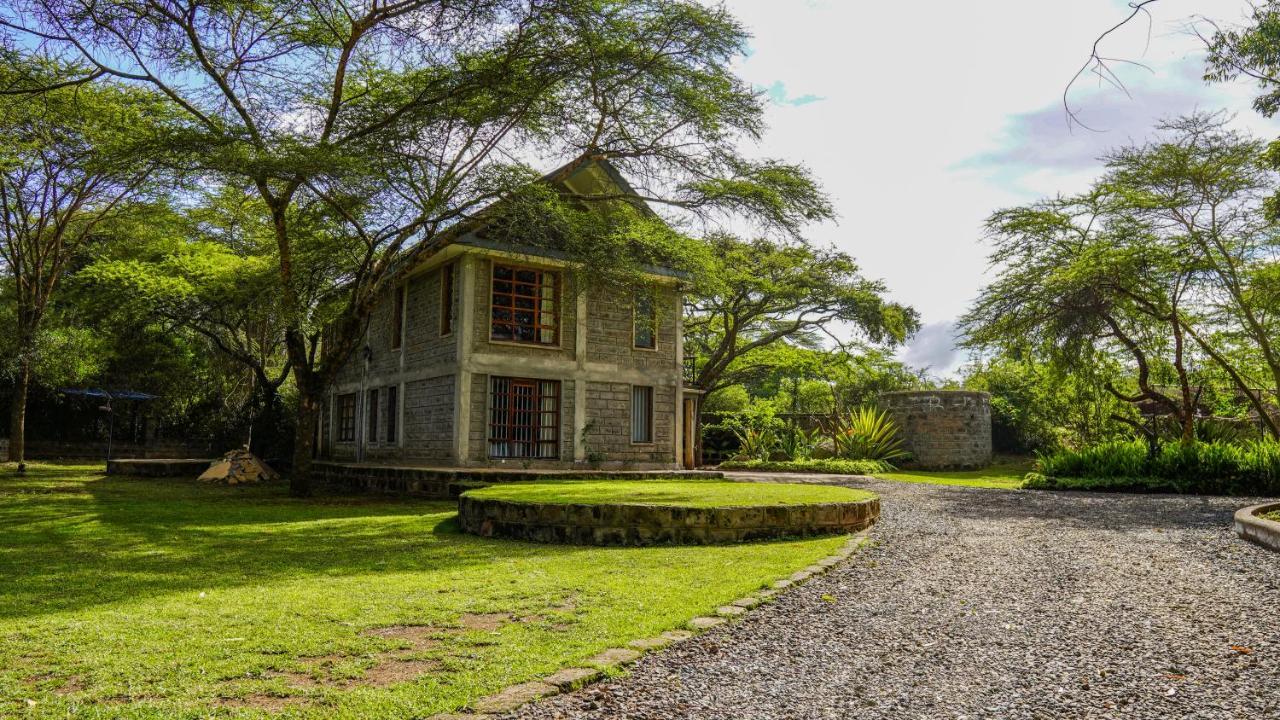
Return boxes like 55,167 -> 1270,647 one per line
457,493 -> 880,546
878,390 -> 992,470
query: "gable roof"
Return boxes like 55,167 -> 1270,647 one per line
405,155 -> 685,279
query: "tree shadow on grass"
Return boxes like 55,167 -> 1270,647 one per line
0,467 -> 591,621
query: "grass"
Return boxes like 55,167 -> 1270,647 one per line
873,456 -> 1031,490
717,458 -> 892,476
463,479 -> 874,507
0,463 -> 848,719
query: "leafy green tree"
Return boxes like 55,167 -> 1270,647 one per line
4,0 -> 833,493
684,235 -> 918,395
0,54 -> 169,463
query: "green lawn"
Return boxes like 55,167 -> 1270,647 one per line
874,456 -> 1031,490
464,479 -> 874,507
0,463 -> 847,719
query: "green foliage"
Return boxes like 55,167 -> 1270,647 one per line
730,425 -> 778,462
463,479 -> 873,507
1030,439 -> 1280,495
718,458 -> 894,475
830,407 -> 909,463
777,425 -> 822,461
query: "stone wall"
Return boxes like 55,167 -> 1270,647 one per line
878,390 -> 992,470
583,381 -> 675,465
458,494 -> 880,546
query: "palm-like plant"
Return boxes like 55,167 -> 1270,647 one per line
830,407 -> 909,463
731,426 -> 778,462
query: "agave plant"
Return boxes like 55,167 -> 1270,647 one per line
830,406 -> 909,464
778,425 -> 821,461
731,426 -> 778,462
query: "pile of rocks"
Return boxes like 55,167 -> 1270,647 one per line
197,448 -> 279,485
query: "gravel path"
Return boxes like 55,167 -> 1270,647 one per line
506,477 -> 1280,720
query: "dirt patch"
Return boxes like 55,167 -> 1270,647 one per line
299,653 -> 348,668
360,625 -> 448,650
217,694 -> 310,712
362,658 -> 443,688
459,613 -> 511,631
263,669 -> 322,689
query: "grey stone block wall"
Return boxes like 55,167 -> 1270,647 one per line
584,381 -> 675,464
878,390 -> 992,470
458,495 -> 881,545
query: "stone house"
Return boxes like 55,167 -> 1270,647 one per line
317,158 -> 697,470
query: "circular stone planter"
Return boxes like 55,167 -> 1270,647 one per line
1234,502 -> 1280,553
458,481 -> 880,546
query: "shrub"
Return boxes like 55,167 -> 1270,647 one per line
830,406 -> 909,463
730,426 -> 777,462
1027,439 -> 1280,495
777,425 -> 821,461
719,458 -> 895,476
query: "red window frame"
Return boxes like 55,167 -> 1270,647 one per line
488,377 -> 560,459
490,263 -> 559,345
337,393 -> 356,442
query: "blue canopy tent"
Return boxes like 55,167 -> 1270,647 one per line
56,388 -> 158,460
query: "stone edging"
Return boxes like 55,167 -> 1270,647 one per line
1234,502 -> 1280,552
458,494 -> 880,545
425,530 -> 872,719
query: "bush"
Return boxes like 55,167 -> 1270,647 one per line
718,458 -> 895,476
830,407 -> 909,463
1027,439 -> 1280,495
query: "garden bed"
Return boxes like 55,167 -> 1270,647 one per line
1234,502 -> 1280,552
459,479 -> 879,545
717,458 -> 891,475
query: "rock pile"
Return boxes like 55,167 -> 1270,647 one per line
197,448 -> 279,485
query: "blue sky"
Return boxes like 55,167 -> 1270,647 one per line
726,0 -> 1274,376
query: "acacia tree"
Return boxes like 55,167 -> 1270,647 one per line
3,0 -> 833,493
0,54 -> 167,464
684,234 -> 918,395
961,191 -> 1206,442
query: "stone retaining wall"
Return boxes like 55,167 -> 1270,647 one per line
1235,502 -> 1280,553
458,495 -> 880,545
879,390 -> 992,470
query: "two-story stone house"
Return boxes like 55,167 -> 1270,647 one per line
317,158 -> 695,469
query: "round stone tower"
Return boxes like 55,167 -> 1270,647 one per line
877,390 -> 992,470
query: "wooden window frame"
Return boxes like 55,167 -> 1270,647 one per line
391,285 -> 405,350
337,393 -> 357,442
631,385 -> 655,444
440,262 -> 456,337
489,263 -> 560,346
633,290 -> 657,350
366,388 -> 379,445
488,376 -> 561,459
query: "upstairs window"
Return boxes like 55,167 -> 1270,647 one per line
491,264 -> 558,345
337,394 -> 356,442
391,286 -> 405,350
440,263 -> 456,336
633,291 -> 656,349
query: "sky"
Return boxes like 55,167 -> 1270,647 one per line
725,0 -> 1277,377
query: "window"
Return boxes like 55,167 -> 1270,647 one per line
391,286 -> 405,350
488,377 -> 560,458
631,386 -> 654,443
440,262 -> 455,336
385,385 -> 398,444
633,291 -> 656,349
491,264 -> 558,345
337,394 -> 356,442
366,388 -> 378,443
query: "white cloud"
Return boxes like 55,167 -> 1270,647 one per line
722,0 -> 1269,377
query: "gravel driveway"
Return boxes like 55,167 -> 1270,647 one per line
505,476 -> 1280,720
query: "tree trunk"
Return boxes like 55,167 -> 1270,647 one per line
290,384 -> 322,497
7,355 -> 29,463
